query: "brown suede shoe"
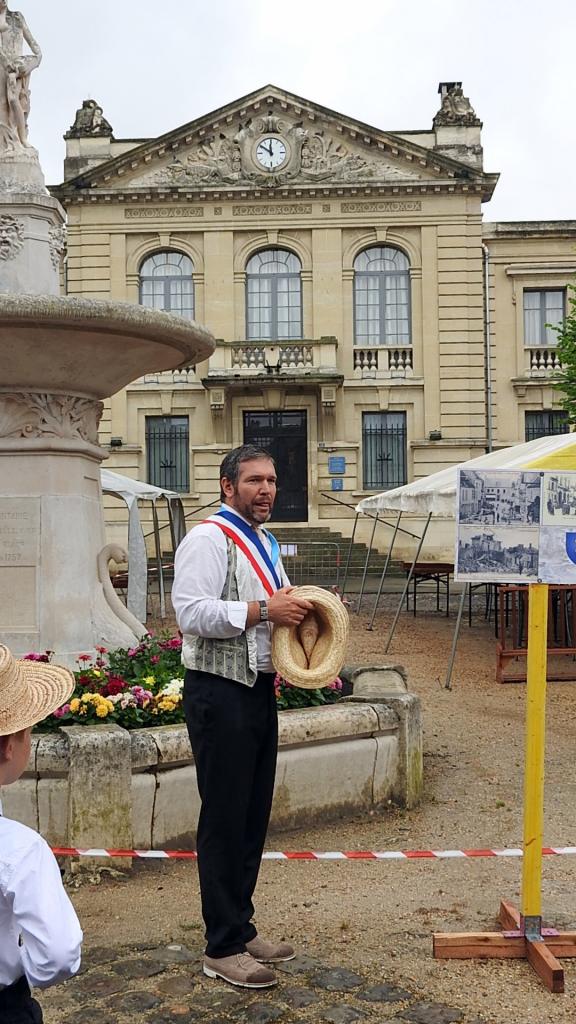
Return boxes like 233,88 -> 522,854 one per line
245,935 -> 296,963
203,952 -> 277,988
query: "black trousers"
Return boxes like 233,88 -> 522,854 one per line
183,669 -> 278,958
0,977 -> 43,1023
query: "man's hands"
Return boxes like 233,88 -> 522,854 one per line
267,586 -> 314,626
246,587 -> 314,628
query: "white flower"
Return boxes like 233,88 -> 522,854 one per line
159,678 -> 184,697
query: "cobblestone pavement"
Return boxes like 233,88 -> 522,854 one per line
41,943 -> 488,1024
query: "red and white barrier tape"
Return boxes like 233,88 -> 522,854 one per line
51,845 -> 576,861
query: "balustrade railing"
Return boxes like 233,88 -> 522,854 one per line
353,346 -> 414,378
527,347 -> 562,376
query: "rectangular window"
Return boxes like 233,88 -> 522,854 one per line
145,416 -> 189,493
523,289 -> 565,347
525,410 -> 569,442
362,412 -> 407,490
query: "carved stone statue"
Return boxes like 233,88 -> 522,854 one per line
0,1 -> 41,154
434,83 -> 480,127
65,99 -> 113,139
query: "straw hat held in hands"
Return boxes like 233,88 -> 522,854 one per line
0,644 -> 74,737
271,586 -> 349,689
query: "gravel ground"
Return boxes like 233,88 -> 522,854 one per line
42,598 -> 576,1023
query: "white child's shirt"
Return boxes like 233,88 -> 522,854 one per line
0,804 -> 83,989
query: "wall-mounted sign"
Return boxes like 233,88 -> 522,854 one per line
328,456 -> 346,475
331,478 -> 344,492
456,468 -> 576,584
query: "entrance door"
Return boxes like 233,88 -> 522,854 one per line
243,410 -> 308,522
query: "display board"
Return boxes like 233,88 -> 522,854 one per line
455,468 -> 576,583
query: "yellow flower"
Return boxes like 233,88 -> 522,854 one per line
69,698 -> 80,713
143,675 -> 155,687
96,704 -> 109,718
92,669 -> 102,677
79,705 -> 87,716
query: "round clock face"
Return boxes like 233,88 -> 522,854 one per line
255,136 -> 287,170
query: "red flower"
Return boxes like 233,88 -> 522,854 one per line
102,678 -> 126,697
77,654 -> 91,663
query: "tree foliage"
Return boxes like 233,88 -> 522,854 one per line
552,284 -> 576,424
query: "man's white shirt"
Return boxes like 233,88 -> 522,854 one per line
172,513 -> 289,673
0,806 -> 82,989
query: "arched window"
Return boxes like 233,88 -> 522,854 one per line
354,246 -> 411,346
246,249 -> 302,340
139,251 -> 194,320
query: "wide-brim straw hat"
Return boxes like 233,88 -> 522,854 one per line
0,645 -> 75,736
271,585 -> 349,689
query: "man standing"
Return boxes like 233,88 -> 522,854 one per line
172,444 -> 313,989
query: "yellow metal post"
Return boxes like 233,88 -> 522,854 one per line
521,583 -> 549,927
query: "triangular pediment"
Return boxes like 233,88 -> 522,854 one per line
56,85 -> 493,196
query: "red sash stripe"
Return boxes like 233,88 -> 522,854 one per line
207,521 -> 276,596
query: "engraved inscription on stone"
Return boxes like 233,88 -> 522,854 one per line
341,201 -> 422,213
0,498 -> 40,566
232,204 -> 313,217
0,567 -> 37,629
124,207 -> 204,219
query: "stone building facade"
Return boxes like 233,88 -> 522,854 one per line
51,84 -> 576,554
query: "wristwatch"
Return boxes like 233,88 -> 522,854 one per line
258,600 -> 269,622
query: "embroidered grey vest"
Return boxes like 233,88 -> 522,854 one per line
181,539 -> 257,687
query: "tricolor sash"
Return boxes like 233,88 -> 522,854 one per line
202,507 -> 281,597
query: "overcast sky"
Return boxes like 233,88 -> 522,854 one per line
23,0 -> 575,223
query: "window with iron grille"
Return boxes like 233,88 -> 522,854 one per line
523,289 -> 565,347
525,410 -> 569,442
145,416 -> 189,493
140,251 -> 194,319
354,246 -> 411,346
246,249 -> 302,340
362,412 -> 407,490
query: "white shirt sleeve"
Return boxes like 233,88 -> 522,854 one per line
6,836 -> 83,989
172,526 -> 249,638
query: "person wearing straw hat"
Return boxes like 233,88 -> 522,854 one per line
172,444 -> 314,989
0,645 -> 83,1023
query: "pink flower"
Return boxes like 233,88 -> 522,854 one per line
95,645 -> 108,654
328,678 -> 343,691
127,648 -> 138,657
53,704 -> 70,718
150,655 -> 160,664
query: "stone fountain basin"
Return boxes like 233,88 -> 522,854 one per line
0,294 -> 215,399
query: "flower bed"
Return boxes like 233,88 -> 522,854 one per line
27,635 -> 342,731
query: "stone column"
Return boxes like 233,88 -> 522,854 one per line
0,392 -> 145,664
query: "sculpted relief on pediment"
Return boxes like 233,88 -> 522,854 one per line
125,114 -> 424,189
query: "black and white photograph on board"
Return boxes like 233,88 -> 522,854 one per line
457,525 -> 539,581
539,526 -> 576,583
458,470 -> 541,526
542,473 -> 576,526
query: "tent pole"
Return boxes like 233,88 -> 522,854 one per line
357,514 -> 379,614
340,512 -> 359,601
152,503 -> 166,619
444,582 -> 468,690
367,511 -> 403,631
384,513 -> 432,653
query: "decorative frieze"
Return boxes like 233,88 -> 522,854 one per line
341,201 -> 422,213
0,393 -> 103,443
124,207 -> 204,219
0,215 -> 25,261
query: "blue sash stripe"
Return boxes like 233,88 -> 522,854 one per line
215,507 -> 282,590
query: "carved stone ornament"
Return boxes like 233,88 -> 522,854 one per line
0,393 -> 103,443
0,214 -> 24,260
130,117 -> 422,189
48,224 -> 67,268
433,84 -> 481,127
64,99 -> 113,139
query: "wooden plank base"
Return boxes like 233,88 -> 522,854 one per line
433,900 -> 576,993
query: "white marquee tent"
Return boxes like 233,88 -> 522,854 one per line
100,470 -> 186,622
350,432 -> 576,686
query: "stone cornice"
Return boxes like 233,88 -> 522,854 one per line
53,177 -> 496,209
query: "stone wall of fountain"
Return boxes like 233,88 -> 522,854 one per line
0,5 -> 215,664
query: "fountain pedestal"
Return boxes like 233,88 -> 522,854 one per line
0,297 -> 215,664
